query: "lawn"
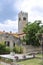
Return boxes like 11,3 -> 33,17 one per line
18,54 -> 42,65
35,53 -> 43,58
18,58 -> 42,65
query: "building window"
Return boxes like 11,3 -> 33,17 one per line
7,41 -> 10,46
4,41 -> 10,46
14,42 -> 15,46
23,17 -> 26,20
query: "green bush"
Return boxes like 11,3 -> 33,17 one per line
13,45 -> 20,53
0,42 -> 10,54
20,46 -> 23,53
13,45 -> 23,54
0,43 -> 6,54
4,46 -> 10,54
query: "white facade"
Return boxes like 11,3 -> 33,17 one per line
18,11 -> 28,33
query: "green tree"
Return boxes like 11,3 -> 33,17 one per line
36,24 -> 43,40
23,20 -> 42,46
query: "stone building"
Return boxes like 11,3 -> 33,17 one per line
0,11 -> 42,52
0,31 -> 21,50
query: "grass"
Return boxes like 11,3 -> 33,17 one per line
18,54 -> 42,65
35,53 -> 43,58
18,58 -> 42,65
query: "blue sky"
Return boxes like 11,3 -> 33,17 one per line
0,0 -> 43,33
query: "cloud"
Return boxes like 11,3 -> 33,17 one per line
0,0 -> 43,32
15,0 -> 43,23
0,0 -> 18,22
0,0 -> 43,23
0,20 -> 18,33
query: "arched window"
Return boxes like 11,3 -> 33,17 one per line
7,41 -> 10,46
23,17 -> 26,20
14,42 -> 15,46
4,41 -> 10,46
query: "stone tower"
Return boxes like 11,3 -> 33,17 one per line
18,11 -> 28,33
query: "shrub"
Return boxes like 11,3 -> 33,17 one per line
19,46 -> 23,53
0,42 -> 10,54
13,45 -> 23,54
13,45 -> 20,53
4,46 -> 10,54
0,43 -> 6,54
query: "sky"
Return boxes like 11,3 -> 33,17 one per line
0,0 -> 43,33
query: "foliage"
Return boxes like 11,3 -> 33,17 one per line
0,42 -> 10,54
0,43 -> 6,54
13,45 -> 23,53
20,46 -> 23,53
13,45 -> 20,53
36,24 -> 43,40
0,41 -> 5,45
4,46 -> 10,54
23,20 -> 43,46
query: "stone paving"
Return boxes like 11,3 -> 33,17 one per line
0,53 -> 34,65
0,61 -> 22,65
0,62 -> 10,65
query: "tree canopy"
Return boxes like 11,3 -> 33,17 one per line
23,20 -> 43,46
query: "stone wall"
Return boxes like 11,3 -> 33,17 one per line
0,33 -> 21,50
23,45 -> 41,53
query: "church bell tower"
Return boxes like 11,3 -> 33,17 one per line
18,11 -> 28,33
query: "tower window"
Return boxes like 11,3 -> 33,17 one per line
19,18 -> 21,21
23,17 -> 26,20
